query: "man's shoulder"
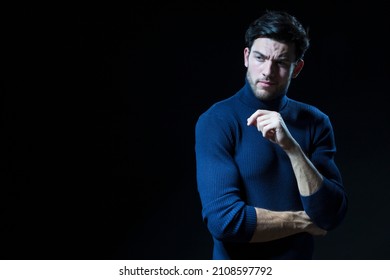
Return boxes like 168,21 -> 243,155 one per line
198,94 -> 239,119
287,98 -> 329,119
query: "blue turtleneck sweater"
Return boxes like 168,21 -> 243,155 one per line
195,79 -> 347,259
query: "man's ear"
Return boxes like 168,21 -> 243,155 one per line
244,47 -> 250,67
292,59 -> 304,78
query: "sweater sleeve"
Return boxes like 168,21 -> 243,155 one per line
301,115 -> 348,230
195,110 -> 257,242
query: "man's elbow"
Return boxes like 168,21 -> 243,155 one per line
311,201 -> 348,231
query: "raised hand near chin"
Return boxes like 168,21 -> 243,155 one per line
246,109 -> 297,151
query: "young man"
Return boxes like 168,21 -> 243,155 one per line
195,10 -> 348,259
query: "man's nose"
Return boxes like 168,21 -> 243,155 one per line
262,60 -> 275,77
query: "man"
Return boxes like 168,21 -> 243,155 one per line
194,10 -> 348,259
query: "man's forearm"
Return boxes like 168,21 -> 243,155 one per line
285,144 -> 323,196
250,208 -> 326,243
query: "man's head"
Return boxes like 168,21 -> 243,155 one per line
245,10 -> 309,62
244,11 -> 309,102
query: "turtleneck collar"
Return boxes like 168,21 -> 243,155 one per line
239,78 -> 288,112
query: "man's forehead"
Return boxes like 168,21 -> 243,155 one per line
252,38 -> 295,58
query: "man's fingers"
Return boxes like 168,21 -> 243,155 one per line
247,114 -> 258,126
247,109 -> 270,126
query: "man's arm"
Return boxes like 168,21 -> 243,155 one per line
247,109 -> 347,231
247,109 -> 327,242
247,109 -> 323,196
285,144 -> 323,196
250,208 -> 326,243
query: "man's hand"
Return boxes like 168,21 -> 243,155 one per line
294,210 -> 327,236
247,109 -> 297,151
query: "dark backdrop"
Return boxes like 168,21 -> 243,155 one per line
1,1 -> 389,259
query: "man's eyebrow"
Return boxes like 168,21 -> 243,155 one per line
252,50 -> 290,60
252,50 -> 264,56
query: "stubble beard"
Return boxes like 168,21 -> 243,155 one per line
246,71 -> 287,101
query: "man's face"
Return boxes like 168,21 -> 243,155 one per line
244,37 -> 303,101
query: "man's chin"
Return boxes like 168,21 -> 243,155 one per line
254,91 -> 275,101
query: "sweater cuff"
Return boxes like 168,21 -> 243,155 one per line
244,205 -> 257,241
300,177 -> 346,230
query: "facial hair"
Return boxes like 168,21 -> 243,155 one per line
246,71 -> 289,101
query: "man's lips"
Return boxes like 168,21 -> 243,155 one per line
257,80 -> 275,86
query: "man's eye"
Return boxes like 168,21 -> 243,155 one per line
277,61 -> 290,67
256,56 -> 265,61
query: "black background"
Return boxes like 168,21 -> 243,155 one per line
1,1 -> 389,259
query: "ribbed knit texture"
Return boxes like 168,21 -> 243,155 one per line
195,79 -> 347,259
